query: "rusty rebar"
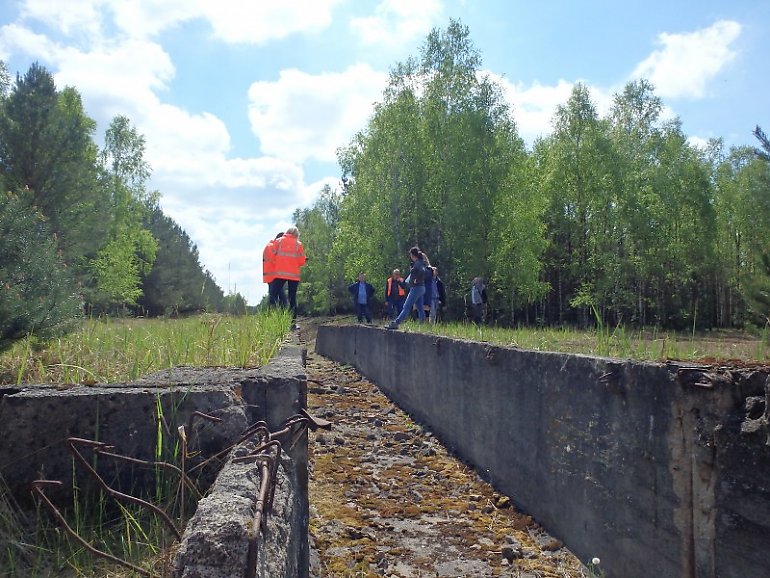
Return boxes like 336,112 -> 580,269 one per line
186,420 -> 271,475
92,447 -> 201,499
67,438 -> 181,540
31,480 -> 152,577
232,439 -> 282,578
269,410 -> 332,450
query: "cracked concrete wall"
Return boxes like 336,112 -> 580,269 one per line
0,345 -> 308,578
315,325 -> 770,578
168,346 -> 310,578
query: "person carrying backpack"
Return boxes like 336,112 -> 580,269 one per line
420,265 -> 434,322
431,266 -> 446,323
470,276 -> 487,324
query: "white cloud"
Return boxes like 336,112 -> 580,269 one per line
0,22 -> 57,61
488,74 -> 575,145
247,63 -> 388,163
687,135 -> 710,150
351,0 -> 443,47
631,20 -> 742,100
19,0 -> 104,39
108,0 -> 201,39
106,0 -> 344,43
53,39 -> 175,98
201,0 -> 344,44
17,0 -> 344,44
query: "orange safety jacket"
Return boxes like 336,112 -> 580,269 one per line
272,233 -> 306,281
386,277 -> 406,299
262,238 -> 278,283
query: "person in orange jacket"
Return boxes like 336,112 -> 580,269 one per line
385,268 -> 406,320
263,232 -> 287,308
271,226 -> 307,327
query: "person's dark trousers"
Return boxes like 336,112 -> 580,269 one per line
357,303 -> 372,323
268,279 -> 288,308
386,300 -> 399,320
472,303 -> 483,324
287,280 -> 299,319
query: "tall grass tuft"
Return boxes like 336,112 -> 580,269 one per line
0,308 -> 291,386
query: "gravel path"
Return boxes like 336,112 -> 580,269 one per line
299,321 -> 590,578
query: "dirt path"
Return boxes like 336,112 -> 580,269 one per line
297,320 -> 590,578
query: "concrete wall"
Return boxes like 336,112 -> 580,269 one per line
171,441 -> 305,578
0,346 -> 308,578
169,346 -> 310,578
315,325 -> 770,578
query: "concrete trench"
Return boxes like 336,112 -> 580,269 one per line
3,322 -> 770,578
303,332 -> 587,577
314,324 -> 770,578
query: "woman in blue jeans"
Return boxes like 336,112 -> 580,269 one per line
386,246 -> 429,329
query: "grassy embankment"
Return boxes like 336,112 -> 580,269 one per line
400,319 -> 770,364
0,309 -> 291,386
0,308 -> 291,578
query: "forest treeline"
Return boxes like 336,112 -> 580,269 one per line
3,19 -> 769,353
0,61 -> 246,351
294,20 -> 770,330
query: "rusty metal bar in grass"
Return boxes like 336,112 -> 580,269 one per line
67,437 -> 182,540
31,480 -> 153,578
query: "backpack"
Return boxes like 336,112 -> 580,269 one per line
470,278 -> 487,305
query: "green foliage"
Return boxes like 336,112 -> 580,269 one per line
222,292 -> 247,315
0,61 -> 9,96
137,207 -> 225,315
0,64 -> 110,265
92,227 -> 157,306
0,61 -> 223,320
331,19 -> 533,320
0,191 -> 81,352
92,115 -> 159,308
739,125 -> 770,324
535,80 -> 719,327
0,310 -> 290,385
297,23 -> 770,330
294,185 -> 348,314
742,253 -> 770,325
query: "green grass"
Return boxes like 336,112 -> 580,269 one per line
0,308 -> 292,577
0,308 -> 292,386
395,319 -> 770,364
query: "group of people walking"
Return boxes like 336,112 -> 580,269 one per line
261,226 -> 306,329
346,248 -> 445,328
385,246 -> 446,329
263,231 -> 483,328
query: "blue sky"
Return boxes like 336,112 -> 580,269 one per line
0,0 -> 766,304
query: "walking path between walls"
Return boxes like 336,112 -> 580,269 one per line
296,319 -> 590,578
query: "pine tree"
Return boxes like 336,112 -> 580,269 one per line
0,190 -> 81,351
